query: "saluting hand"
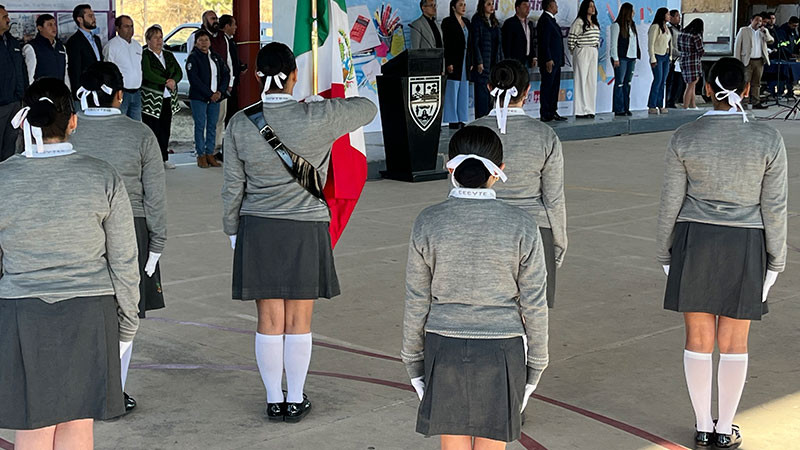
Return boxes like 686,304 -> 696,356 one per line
546,60 -> 554,73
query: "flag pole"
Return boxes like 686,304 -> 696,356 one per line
311,0 -> 319,95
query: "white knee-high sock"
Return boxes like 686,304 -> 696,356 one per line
717,353 -> 748,435
255,333 -> 285,404
120,341 -> 133,391
683,350 -> 714,433
284,333 -> 312,404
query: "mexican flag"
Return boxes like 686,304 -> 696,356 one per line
274,0 -> 366,249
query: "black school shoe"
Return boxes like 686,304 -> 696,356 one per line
266,402 -> 285,421
124,392 -> 136,413
285,394 -> 312,423
714,424 -> 742,448
694,430 -> 713,447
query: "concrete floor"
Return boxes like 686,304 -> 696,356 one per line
2,111 -> 799,450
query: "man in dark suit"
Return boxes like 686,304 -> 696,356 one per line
0,4 -> 26,161
536,0 -> 565,122
66,4 -> 103,100
502,0 -> 537,68
220,14 -> 245,125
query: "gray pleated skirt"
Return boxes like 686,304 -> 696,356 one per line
540,227 -> 557,308
664,221 -> 768,320
135,217 -> 165,318
416,333 -> 526,442
232,215 -> 340,300
0,296 -> 125,429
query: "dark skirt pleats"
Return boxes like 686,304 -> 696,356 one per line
539,227 -> 557,308
416,333 -> 525,442
664,221 -> 768,320
0,295 -> 125,429
135,217 -> 165,317
232,216 -> 340,300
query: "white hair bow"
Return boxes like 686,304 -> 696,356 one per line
76,84 -> 114,111
714,77 -> 748,123
446,154 -> 507,187
491,86 -> 519,134
257,71 -> 287,102
10,97 -> 54,157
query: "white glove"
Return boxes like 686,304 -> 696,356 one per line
763,270 -> 778,303
229,235 -> 237,250
304,94 -> 325,103
520,383 -> 537,412
144,252 -> 161,277
120,340 -> 133,360
410,376 -> 425,400
663,265 -> 670,276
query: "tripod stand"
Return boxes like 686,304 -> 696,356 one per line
783,95 -> 800,120
763,61 -> 796,108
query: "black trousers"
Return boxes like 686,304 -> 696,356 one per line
0,102 -> 21,162
539,66 -> 561,120
665,62 -> 685,107
142,98 -> 173,162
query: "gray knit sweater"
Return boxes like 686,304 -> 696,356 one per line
403,192 -> 549,385
71,111 -> 168,253
0,152 -> 140,341
471,114 -> 568,265
222,97 -> 377,234
657,113 -> 788,271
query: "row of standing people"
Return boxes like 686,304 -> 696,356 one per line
0,43 -> 788,450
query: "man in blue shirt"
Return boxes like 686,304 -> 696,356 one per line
66,4 -> 103,101
0,4 -> 25,161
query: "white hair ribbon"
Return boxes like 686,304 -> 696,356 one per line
10,97 -> 54,157
257,71 -> 288,102
76,84 -> 114,111
446,154 -> 507,188
714,77 -> 748,123
490,86 -> 519,134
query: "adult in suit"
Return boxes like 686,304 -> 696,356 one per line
441,0 -> 472,128
734,14 -> 774,108
66,4 -> 103,101
220,14 -> 245,125
502,0 -> 537,68
537,0 -> 565,122
410,0 -> 443,50
471,0 -> 503,118
0,4 -> 25,162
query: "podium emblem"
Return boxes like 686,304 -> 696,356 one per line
408,76 -> 441,132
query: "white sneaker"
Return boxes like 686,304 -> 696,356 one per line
164,161 -> 177,170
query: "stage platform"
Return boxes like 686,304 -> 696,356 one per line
366,108 -> 705,179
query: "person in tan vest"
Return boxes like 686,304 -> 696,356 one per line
734,14 -> 774,108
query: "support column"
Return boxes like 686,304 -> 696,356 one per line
233,0 -> 260,105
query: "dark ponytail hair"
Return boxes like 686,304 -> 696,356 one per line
652,7 -> 669,33
23,78 -> 74,140
489,59 -> 529,103
707,57 -> 746,98
79,62 -> 124,107
257,42 -> 297,92
448,126 -> 503,188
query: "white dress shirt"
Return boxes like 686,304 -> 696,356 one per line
750,27 -> 763,59
103,35 -> 143,89
209,52 -> 218,93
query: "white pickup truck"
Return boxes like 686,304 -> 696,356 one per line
163,22 -> 272,98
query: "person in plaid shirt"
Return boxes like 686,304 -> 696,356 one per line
678,19 -> 704,110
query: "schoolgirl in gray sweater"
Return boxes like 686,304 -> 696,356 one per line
471,59 -> 567,307
0,78 -> 139,442
403,126 -> 549,447
70,62 -> 168,413
656,58 -> 787,449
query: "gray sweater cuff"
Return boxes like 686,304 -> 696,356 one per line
405,361 -> 425,380
527,366 -> 544,386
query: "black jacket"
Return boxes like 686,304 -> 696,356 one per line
470,14 -> 503,77
186,48 -> 230,102
536,12 -> 564,68
441,16 -> 473,81
65,30 -> 103,97
502,16 -> 536,67
226,35 -> 244,86
0,32 -> 25,105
